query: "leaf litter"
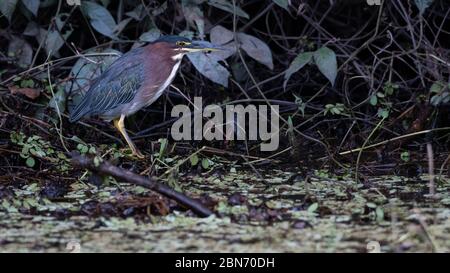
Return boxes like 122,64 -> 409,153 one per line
0,167 -> 449,252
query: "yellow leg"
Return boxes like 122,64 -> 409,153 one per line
114,115 -> 145,159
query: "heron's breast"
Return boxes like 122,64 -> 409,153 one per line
140,60 -> 182,105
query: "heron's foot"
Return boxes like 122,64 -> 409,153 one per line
118,147 -> 145,159
114,115 -> 146,159
131,148 -> 145,159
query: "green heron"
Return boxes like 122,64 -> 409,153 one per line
69,36 -> 219,158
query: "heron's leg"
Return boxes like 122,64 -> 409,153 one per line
113,115 -> 145,158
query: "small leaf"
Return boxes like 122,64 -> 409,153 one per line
307,202 -> 319,213
190,154 -> 199,166
313,47 -> 337,86
400,151 -> 410,162
430,81 -> 444,93
158,138 -> 168,158
81,1 -> 118,39
377,108 -> 389,119
93,156 -> 102,167
7,36 -> 33,67
376,92 -> 385,98
0,0 -> 18,22
207,0 -> 249,19
49,86 -> 66,114
201,158 -> 211,169
9,86 -> 40,99
369,95 -> 378,106
237,32 -> 273,70
26,157 -> 35,168
77,144 -> 88,154
272,0 -> 289,11
376,207 -> 384,222
21,0 -> 39,16
414,0 -> 434,15
283,52 -> 313,89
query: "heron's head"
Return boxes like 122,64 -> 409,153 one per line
154,35 -> 221,60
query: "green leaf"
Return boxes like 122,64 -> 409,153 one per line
376,206 -> 384,222
77,144 -> 88,154
190,154 -> 199,166
294,95 -> 306,117
49,86 -> 66,114
377,108 -> 389,119
88,146 -> 96,154
207,0 -> 249,19
430,81 -> 444,94
81,1 -> 118,39
21,0 -> 39,16
414,0 -> 434,15
400,151 -> 410,162
26,157 -> 35,167
93,156 -> 102,167
369,95 -> 378,106
283,52 -> 313,89
272,0 -> 288,11
158,138 -> 168,158
0,0 -> 17,22
307,202 -> 319,213
201,158 -> 211,169
430,94 -> 441,106
313,47 -> 337,86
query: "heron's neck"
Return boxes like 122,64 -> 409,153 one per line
171,52 -> 185,61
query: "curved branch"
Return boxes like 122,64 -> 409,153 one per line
71,154 -> 214,217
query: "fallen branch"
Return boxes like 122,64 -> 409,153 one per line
71,154 -> 214,217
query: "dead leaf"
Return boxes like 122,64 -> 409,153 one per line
9,86 -> 41,99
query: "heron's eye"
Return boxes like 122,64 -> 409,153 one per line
176,41 -> 189,47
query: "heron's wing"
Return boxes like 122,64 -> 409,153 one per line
69,49 -> 145,122
89,69 -> 142,114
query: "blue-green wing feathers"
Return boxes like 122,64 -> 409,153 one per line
69,49 -> 145,122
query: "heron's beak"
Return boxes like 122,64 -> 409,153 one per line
184,41 -> 223,53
